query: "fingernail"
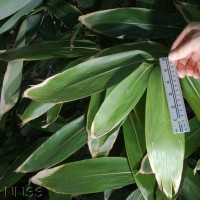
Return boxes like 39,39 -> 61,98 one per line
178,71 -> 185,78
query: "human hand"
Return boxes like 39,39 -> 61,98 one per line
168,22 -> 200,79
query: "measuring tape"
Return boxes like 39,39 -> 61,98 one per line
159,57 -> 190,133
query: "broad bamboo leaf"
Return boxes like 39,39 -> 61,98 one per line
44,103 -> 63,128
126,189 -> 144,200
89,129 -> 119,157
146,67 -> 185,198
79,8 -> 185,39
16,115 -> 87,172
0,138 -> 46,191
123,113 -> 155,199
31,157 -> 134,194
194,160 -> 200,174
156,188 -> 169,200
0,20 -> 27,119
0,0 -> 32,20
185,117 -> 200,158
26,13 -> 42,41
181,77 -> 200,120
134,173 -> 156,200
29,116 -> 67,133
0,0 -> 42,34
94,41 -> 168,58
21,101 -> 55,124
134,92 -> 146,127
175,0 -> 200,22
91,62 -> 153,137
180,167 -> 200,200
123,113 -> 146,170
87,92 -> 105,132
0,40 -> 99,61
49,191 -> 71,200
24,51 -> 153,103
47,0 -> 81,28
87,92 -> 119,157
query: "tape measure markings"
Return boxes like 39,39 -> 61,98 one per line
159,57 -> 190,133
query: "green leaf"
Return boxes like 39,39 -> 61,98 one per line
87,92 -> 119,157
91,62 -> 153,137
0,0 -> 32,20
123,113 -> 155,199
180,167 -> 200,200
0,40 -> 99,61
175,0 -> 200,22
146,66 -> 185,198
138,155 -> 153,174
29,116 -> 67,133
16,115 -> 87,172
0,0 -> 42,34
45,103 -> 63,127
21,101 -> 56,124
181,77 -> 200,120
134,92 -> 146,127
0,20 -> 27,119
31,157 -> 134,194
24,50 -> 153,103
95,41 -> 168,58
79,8 -> 185,39
185,117 -> 200,158
134,173 -> 156,200
126,189 -> 145,200
26,13 -> 42,41
156,188 -> 169,200
194,160 -> 200,174
89,129 -> 119,157
47,0 -> 81,28
0,138 -> 46,191
49,191 -> 71,200
123,113 -> 146,170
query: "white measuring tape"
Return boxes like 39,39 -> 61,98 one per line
159,57 -> 190,133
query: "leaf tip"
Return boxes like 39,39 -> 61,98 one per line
23,88 -> 30,98
31,165 -> 63,185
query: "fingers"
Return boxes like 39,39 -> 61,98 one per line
169,22 -> 200,61
176,58 -> 187,78
185,52 -> 199,76
169,36 -> 199,61
193,59 -> 200,79
169,22 -> 200,79
174,53 -> 200,79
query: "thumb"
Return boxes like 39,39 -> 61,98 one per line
168,43 -> 193,61
168,39 -> 197,61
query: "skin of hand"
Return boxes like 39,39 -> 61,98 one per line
168,22 -> 200,79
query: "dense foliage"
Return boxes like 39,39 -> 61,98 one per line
0,0 -> 200,199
